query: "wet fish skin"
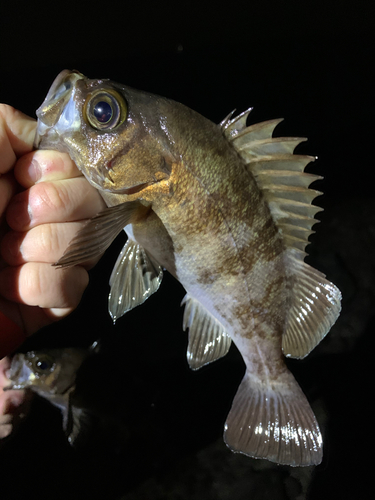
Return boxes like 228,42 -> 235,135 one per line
34,70 -> 342,466
4,347 -> 89,444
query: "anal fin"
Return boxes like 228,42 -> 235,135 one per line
224,370 -> 322,466
182,294 -> 231,370
108,238 -> 163,322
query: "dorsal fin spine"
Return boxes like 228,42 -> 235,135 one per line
222,111 -> 323,259
223,110 -> 341,359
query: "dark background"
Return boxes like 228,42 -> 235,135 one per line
0,1 -> 374,499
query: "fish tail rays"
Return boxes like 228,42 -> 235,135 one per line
224,370 -> 322,466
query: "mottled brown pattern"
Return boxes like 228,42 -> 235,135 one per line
37,71 -> 292,376
35,71 -> 335,465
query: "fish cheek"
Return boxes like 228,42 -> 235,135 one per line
109,146 -> 172,190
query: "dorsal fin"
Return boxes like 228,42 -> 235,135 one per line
222,110 -> 341,357
223,112 -> 322,257
222,107 -> 253,137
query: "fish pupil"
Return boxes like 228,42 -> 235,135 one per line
36,360 -> 50,370
94,101 -> 113,123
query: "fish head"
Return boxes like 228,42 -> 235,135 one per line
35,70 -> 173,197
4,348 -> 88,397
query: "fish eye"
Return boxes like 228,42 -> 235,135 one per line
32,355 -> 55,374
84,90 -> 127,131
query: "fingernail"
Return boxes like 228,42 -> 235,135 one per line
28,158 -> 42,183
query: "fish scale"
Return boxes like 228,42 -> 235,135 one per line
34,70 -> 341,466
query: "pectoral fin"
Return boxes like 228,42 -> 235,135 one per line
108,238 -> 163,323
67,406 -> 92,446
182,294 -> 231,370
52,391 -> 73,437
54,201 -> 146,268
58,391 -> 90,446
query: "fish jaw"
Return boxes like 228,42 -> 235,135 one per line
3,354 -> 35,390
34,70 -> 108,190
34,70 -> 84,149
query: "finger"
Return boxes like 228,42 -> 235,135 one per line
6,177 -> 105,231
0,417 -> 12,438
0,172 -> 17,218
0,357 -> 12,388
0,105 -> 36,174
14,150 -> 83,189
0,263 -> 89,309
1,221 -> 100,268
0,391 -> 27,415
0,299 -> 74,343
0,388 -> 32,439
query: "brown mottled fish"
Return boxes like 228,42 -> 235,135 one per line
34,70 -> 341,466
4,345 -> 92,444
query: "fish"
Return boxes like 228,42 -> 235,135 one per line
34,69 -> 342,466
4,344 -> 94,444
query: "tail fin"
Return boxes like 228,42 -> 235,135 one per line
224,370 -> 322,466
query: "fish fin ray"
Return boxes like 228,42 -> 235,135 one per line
57,392 -> 72,435
108,238 -> 163,322
226,117 -> 283,144
283,249 -> 342,358
225,112 -> 322,256
222,107 -> 253,136
219,109 -> 236,128
67,405 -> 92,446
54,201 -> 145,268
181,294 -> 231,370
224,370 -> 322,466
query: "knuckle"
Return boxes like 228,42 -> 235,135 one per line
0,104 -> 16,120
39,225 -> 58,256
32,181 -> 69,214
21,264 -> 43,305
60,267 -> 89,308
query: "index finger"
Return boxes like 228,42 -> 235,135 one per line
0,105 -> 36,174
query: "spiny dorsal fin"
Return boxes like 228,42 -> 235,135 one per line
223,112 -> 322,257
223,111 -> 341,357
219,109 -> 236,129
181,294 -> 231,370
222,107 -> 253,137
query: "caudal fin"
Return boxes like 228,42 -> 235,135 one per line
224,370 -> 322,466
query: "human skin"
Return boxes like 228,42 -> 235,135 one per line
0,104 -> 105,438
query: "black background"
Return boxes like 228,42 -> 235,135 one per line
0,1 -> 374,499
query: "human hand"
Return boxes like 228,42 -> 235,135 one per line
0,103 -> 106,437
0,104 -> 106,357
0,356 -> 32,440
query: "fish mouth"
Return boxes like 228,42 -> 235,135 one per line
36,70 -> 84,126
34,70 -> 84,149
